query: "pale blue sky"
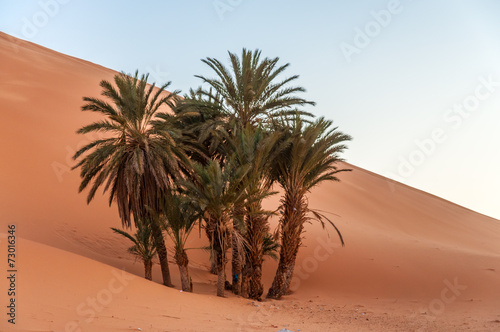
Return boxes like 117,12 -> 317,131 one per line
2,0 -> 500,219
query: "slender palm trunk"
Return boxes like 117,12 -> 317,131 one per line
209,254 -> 218,274
267,187 -> 305,299
245,204 -> 267,300
216,249 -> 226,297
144,259 -> 153,281
231,233 -> 242,295
179,264 -> 192,292
241,261 -> 250,298
208,216 -> 229,297
231,204 -> 245,295
156,239 -> 173,287
175,250 -> 192,292
150,220 -> 173,287
206,226 -> 218,275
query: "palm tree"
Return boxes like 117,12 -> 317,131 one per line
73,71 -> 191,287
181,159 -> 249,297
111,220 -> 157,280
266,117 -> 351,299
159,192 -> 199,292
178,49 -> 314,296
175,89 -> 230,277
230,125 -> 285,300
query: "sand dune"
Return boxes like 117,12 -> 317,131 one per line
1,32 -> 500,331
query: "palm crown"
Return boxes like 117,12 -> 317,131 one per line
111,221 -> 157,262
195,48 -> 314,128
275,116 -> 352,194
73,71 -> 190,227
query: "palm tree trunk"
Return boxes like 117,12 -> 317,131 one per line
248,263 -> 264,300
267,188 -> 305,299
266,240 -> 301,299
268,246 -> 300,299
209,216 -> 229,297
231,204 -> 245,295
175,250 -> 192,292
150,220 -> 173,287
216,249 -> 226,297
209,254 -> 218,274
245,208 -> 267,300
144,259 -> 153,281
179,264 -> 192,292
241,261 -> 250,298
266,259 -> 287,299
156,239 -> 173,287
231,234 -> 242,295
284,260 -> 296,294
205,226 -> 218,275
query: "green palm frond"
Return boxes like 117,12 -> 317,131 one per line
158,192 -> 201,254
262,233 -> 280,261
308,209 -> 345,247
111,219 -> 157,261
179,158 -> 250,254
177,49 -> 315,167
73,70 -> 191,227
198,49 -> 315,127
274,116 -> 352,193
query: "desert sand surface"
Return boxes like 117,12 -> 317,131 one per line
1,31 -> 500,331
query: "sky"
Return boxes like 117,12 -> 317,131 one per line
1,0 -> 500,219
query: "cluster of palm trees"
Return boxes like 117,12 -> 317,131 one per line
73,49 -> 351,300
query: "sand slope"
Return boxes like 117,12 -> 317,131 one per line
1,32 -> 500,331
